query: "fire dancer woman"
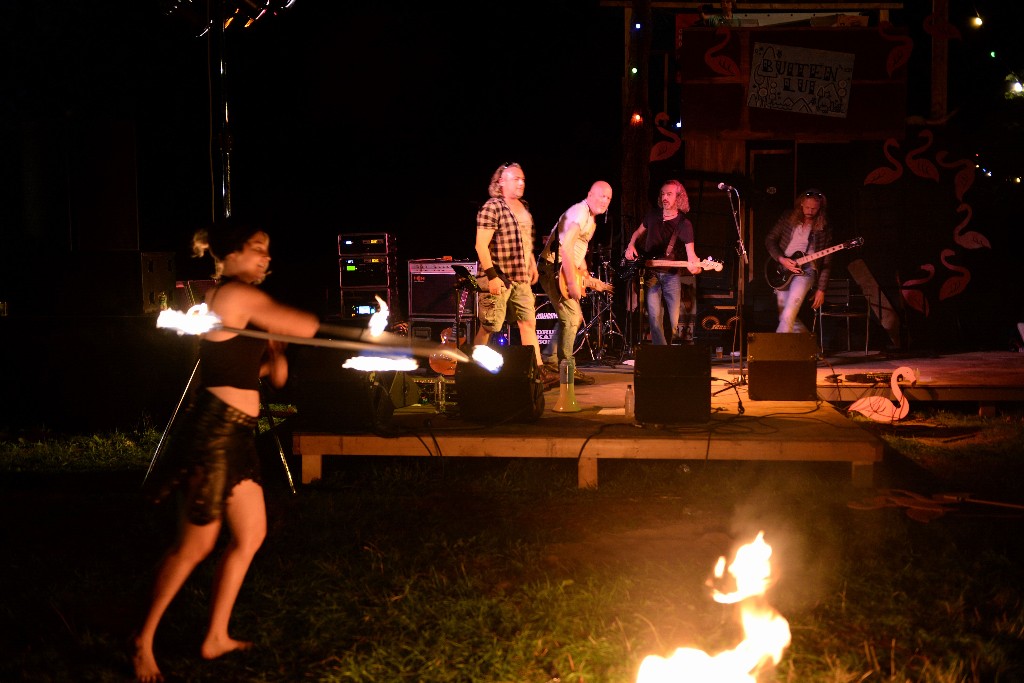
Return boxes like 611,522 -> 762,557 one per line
133,221 -> 320,683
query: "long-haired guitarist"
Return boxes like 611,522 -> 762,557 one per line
537,180 -> 614,386
764,188 -> 833,333
623,179 -> 702,345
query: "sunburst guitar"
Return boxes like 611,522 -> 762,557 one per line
558,269 -> 614,300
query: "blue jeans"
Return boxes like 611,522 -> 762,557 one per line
538,260 -> 581,365
775,272 -> 815,333
645,270 -> 682,345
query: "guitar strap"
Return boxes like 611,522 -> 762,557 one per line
542,224 -> 560,268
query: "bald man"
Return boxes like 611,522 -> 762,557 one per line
537,181 -> 614,385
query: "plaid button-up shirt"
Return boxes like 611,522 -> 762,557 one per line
477,197 -> 533,283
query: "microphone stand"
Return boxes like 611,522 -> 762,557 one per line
725,187 -> 748,384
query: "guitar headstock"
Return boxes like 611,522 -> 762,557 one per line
848,237 -> 865,248
700,258 -> 724,272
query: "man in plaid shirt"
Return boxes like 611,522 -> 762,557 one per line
473,162 -> 551,380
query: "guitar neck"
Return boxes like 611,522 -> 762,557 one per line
645,259 -> 697,268
794,242 -> 854,266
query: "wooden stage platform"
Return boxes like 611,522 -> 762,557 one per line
291,348 -> 1024,491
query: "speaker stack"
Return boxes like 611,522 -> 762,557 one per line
338,232 -> 399,319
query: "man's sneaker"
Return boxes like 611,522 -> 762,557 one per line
538,364 -> 560,390
573,369 -> 597,385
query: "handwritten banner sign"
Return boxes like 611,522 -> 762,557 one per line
748,43 -> 855,118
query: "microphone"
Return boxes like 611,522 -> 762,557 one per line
717,182 -> 736,192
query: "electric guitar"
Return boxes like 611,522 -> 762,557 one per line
558,269 -> 614,300
618,256 -> 723,281
764,237 -> 864,290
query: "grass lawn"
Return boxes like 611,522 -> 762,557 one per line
2,406 -> 1024,682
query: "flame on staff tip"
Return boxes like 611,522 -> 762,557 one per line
368,296 -> 389,336
156,304 -> 220,335
471,345 -> 504,373
343,355 -> 418,372
636,531 -> 791,683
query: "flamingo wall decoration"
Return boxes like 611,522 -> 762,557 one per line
704,25 -> 739,77
848,366 -> 917,422
863,137 -> 903,185
650,112 -> 681,162
904,129 -> 940,182
951,203 -> 991,250
936,150 -> 976,202
877,21 -> 913,77
922,13 -> 962,41
938,248 -> 970,301
900,264 -> 935,316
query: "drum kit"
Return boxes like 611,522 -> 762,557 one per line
569,247 -> 625,364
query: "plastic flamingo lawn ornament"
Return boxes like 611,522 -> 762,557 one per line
848,366 -> 917,422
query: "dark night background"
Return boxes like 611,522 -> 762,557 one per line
0,0 -> 625,316
1,0 -> 1022,430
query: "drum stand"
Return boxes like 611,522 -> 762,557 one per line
573,258 -> 625,365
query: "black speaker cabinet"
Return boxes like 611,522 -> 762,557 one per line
287,346 -> 395,432
747,333 -> 818,401
634,344 -> 711,424
454,346 -> 543,423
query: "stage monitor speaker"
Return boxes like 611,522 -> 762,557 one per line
747,333 -> 818,401
287,346 -> 395,432
454,346 -> 543,423
634,343 -> 711,424
408,259 -> 478,318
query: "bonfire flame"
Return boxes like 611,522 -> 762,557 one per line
637,531 -> 791,683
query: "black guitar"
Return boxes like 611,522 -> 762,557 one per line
764,237 -> 864,290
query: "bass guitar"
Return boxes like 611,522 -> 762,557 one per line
558,269 -> 614,300
764,237 -> 864,290
618,256 -> 723,281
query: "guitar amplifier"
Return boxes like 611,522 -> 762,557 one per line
408,259 -> 478,318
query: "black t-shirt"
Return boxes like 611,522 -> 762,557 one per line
642,210 -> 694,263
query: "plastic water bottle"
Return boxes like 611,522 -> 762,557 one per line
624,384 -> 635,420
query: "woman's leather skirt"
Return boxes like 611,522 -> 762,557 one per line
145,389 -> 261,525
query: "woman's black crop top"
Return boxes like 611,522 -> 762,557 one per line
199,332 -> 267,391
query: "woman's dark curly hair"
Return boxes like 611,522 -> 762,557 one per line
191,220 -> 265,280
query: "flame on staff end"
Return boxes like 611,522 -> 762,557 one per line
636,531 -> 791,683
157,304 -> 219,335
343,355 -> 418,372
368,295 -> 389,337
471,345 -> 504,373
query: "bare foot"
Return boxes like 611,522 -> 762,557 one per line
200,635 -> 253,661
132,635 -> 164,683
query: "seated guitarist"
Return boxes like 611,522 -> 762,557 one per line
624,179 -> 702,345
764,188 -> 833,333
537,180 -> 614,386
